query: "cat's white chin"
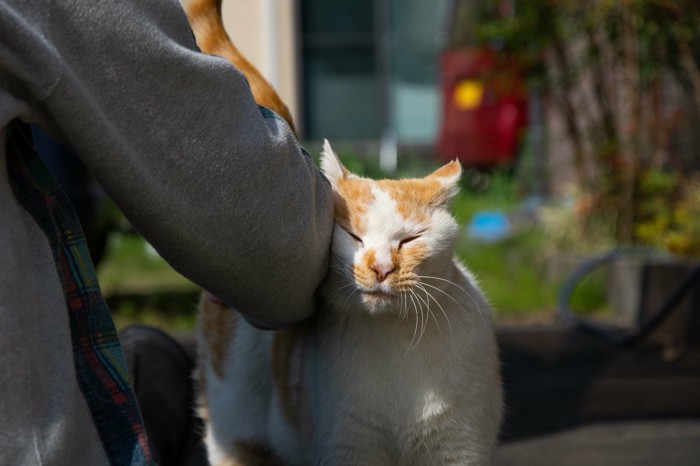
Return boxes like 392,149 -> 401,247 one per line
361,289 -> 392,298
360,290 -> 396,314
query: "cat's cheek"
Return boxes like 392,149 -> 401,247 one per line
332,235 -> 360,261
399,242 -> 429,271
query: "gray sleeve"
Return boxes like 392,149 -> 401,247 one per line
0,0 -> 334,327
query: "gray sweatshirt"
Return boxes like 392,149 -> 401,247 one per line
0,0 -> 333,463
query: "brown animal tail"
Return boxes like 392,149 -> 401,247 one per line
184,0 -> 297,134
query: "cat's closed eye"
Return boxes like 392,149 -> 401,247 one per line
398,234 -> 422,250
343,228 -> 364,245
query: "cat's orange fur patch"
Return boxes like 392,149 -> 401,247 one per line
333,177 -> 374,233
198,294 -> 237,379
375,161 -> 460,219
184,0 -> 296,134
377,179 -> 444,222
354,248 -> 378,286
222,440 -> 285,466
397,243 -> 429,281
427,160 -> 461,180
195,347 -> 210,423
354,244 -> 430,290
270,330 -> 307,433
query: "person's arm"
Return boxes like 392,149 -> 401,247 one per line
0,0 -> 334,327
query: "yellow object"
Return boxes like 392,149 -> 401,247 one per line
453,80 -> 483,110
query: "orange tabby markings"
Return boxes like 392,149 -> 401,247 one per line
184,0 -> 296,134
377,161 -> 461,219
270,330 -> 300,427
377,179 -> 442,222
334,177 -> 375,233
398,243 -> 428,277
198,294 -> 237,379
354,244 -> 428,290
227,440 -> 286,466
356,248 -> 377,286
427,159 -> 461,180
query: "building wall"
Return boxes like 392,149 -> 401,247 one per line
390,0 -> 450,144
216,0 -> 450,145
298,0 -> 449,144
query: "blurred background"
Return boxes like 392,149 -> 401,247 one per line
41,0 -> 700,346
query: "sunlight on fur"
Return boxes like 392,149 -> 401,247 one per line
196,141 -> 503,465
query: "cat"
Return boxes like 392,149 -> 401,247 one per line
196,141 -> 503,465
183,0 -> 296,134
184,0 -> 502,463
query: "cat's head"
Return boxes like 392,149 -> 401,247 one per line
320,140 -> 461,315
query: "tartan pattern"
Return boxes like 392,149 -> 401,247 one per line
5,122 -> 155,466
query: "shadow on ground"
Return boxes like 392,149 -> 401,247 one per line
495,325 -> 700,465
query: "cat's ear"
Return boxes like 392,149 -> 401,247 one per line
320,139 -> 348,188
425,160 -> 462,206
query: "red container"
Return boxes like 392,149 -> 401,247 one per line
437,47 -> 528,168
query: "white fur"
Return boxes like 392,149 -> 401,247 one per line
320,139 -> 348,188
199,142 -> 502,465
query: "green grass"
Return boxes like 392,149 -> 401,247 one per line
447,167 -> 560,317
566,267 -> 610,315
455,229 -> 558,317
97,233 -> 199,331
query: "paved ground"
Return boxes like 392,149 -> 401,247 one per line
494,325 -> 700,465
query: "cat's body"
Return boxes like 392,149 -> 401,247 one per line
196,142 -> 503,465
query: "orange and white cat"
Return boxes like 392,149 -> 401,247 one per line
196,142 -> 503,465
185,0 -> 502,463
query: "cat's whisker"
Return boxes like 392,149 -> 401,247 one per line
329,265 -> 351,278
330,281 -> 357,296
339,288 -> 359,314
414,285 -> 440,343
410,289 -> 430,349
329,273 -> 354,289
399,290 -> 412,324
329,260 -> 354,282
418,275 -> 488,331
421,285 -> 443,333
395,291 -> 404,324
400,291 -> 409,320
417,291 -> 428,347
409,291 -> 425,353
416,282 -> 455,338
406,291 -> 421,354
415,283 -> 450,338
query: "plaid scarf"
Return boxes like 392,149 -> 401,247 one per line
6,121 -> 155,465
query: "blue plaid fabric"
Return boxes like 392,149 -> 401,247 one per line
6,121 -> 155,466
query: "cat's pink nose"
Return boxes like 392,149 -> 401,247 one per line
372,262 -> 395,282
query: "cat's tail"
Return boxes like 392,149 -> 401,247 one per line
183,0 -> 297,135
